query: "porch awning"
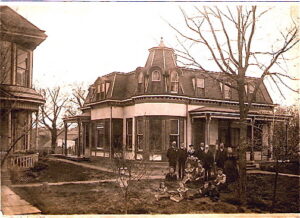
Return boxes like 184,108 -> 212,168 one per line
189,106 -> 290,121
63,111 -> 91,122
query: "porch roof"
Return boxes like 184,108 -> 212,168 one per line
189,106 -> 290,121
63,111 -> 91,123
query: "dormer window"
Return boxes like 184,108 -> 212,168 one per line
170,71 -> 179,93
224,83 -> 231,99
137,72 -> 144,93
196,78 -> 205,97
152,70 -> 161,81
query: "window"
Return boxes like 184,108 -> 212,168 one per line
197,78 -> 205,88
0,41 -> 12,84
136,118 -> 144,151
196,78 -> 205,96
100,83 -> 105,99
126,118 -> 133,150
152,70 -> 161,81
224,84 -> 231,99
149,118 -> 162,151
249,84 -> 254,94
105,82 -> 110,94
96,122 -> 105,149
170,71 -> 179,93
170,119 -> 179,148
137,72 -> 144,93
16,47 -> 30,87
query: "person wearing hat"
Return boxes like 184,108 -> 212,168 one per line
202,144 -> 214,181
215,142 -> 227,170
167,141 -> 178,170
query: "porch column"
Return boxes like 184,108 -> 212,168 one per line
109,105 -> 112,159
8,110 -> 12,150
64,122 -> 68,156
269,122 -> 274,160
132,116 -> 136,157
250,118 -> 255,161
205,114 -> 211,145
35,111 -> 39,152
285,121 -> 288,156
89,123 -> 92,156
77,119 -> 81,157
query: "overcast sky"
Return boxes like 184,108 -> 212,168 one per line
4,2 -> 299,106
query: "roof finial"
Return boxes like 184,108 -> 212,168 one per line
159,37 -> 165,47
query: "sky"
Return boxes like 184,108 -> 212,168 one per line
3,2 -> 299,106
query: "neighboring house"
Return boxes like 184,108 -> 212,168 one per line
56,127 -> 78,155
63,39 -> 288,162
0,6 -> 46,163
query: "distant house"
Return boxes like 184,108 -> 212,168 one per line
63,39 -> 288,162
0,6 -> 46,162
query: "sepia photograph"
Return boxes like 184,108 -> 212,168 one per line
0,1 -> 299,217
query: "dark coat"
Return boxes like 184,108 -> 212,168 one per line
196,148 -> 205,162
202,151 -> 214,169
177,148 -> 188,162
167,147 -> 178,164
165,173 -> 177,181
215,149 -> 228,169
224,155 -> 238,183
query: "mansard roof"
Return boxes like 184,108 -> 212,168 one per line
84,40 -> 274,107
0,6 -> 47,49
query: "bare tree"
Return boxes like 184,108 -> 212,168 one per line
65,82 -> 87,116
39,87 -> 68,153
168,6 -> 299,204
112,154 -> 150,214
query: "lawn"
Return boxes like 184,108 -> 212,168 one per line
10,158 -> 116,184
12,174 -> 299,214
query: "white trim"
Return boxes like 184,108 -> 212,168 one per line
86,94 -> 275,107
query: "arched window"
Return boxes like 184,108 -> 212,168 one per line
152,70 -> 161,81
170,71 -> 179,93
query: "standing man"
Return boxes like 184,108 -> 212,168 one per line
215,142 -> 227,170
177,143 -> 188,179
196,142 -> 205,163
167,141 -> 178,171
203,144 -> 214,181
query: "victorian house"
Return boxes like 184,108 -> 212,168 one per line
0,6 -> 46,167
63,39 -> 288,162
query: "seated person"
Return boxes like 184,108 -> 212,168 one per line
191,181 -> 210,199
214,168 -> 226,191
194,161 -> 205,184
170,182 -> 188,202
155,182 -> 170,201
208,183 -> 220,202
165,167 -> 177,181
182,162 -> 195,184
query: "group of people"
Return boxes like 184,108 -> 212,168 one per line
156,141 -> 238,202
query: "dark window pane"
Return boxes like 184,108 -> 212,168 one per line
137,135 -> 143,151
170,120 -> 179,135
137,119 -> 143,134
149,119 -> 162,151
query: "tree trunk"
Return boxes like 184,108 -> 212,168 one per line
237,77 -> 248,205
271,158 -> 279,212
238,121 -> 248,205
51,129 -> 57,153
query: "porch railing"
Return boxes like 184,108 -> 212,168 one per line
8,154 -> 39,169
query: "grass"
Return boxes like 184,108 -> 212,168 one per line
10,158 -> 299,214
10,158 -> 116,184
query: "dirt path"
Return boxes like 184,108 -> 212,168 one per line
49,157 -> 165,179
247,170 -> 300,178
50,156 -> 300,179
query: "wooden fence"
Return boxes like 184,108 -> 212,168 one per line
8,154 -> 39,169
